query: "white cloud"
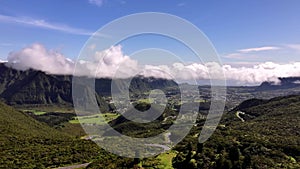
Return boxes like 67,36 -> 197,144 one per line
223,46 -> 282,60
223,52 -> 257,59
7,43 -> 138,78
0,14 -> 94,36
7,43 -> 74,74
92,45 -> 139,78
141,63 -> 210,80
223,44 -> 300,63
141,62 -> 300,85
238,46 -> 280,53
0,58 -> 6,63
6,44 -> 300,85
223,61 -> 261,67
88,0 -> 104,7
222,62 -> 300,85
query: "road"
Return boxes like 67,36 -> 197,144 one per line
236,111 -> 245,122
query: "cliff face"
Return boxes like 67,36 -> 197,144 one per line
0,63 -> 178,107
0,63 -> 73,105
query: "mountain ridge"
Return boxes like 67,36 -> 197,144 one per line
0,63 -> 178,108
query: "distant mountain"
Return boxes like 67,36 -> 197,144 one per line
256,77 -> 300,91
0,63 -> 74,105
0,63 -> 178,108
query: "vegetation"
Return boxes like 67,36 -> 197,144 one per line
172,95 -> 300,168
23,109 -> 47,115
107,102 -> 176,138
156,151 -> 177,169
0,101 -> 103,168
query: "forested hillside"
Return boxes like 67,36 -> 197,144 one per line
0,101 -> 104,168
172,95 -> 300,168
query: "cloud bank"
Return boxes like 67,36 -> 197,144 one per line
5,43 -> 300,85
7,43 -> 74,74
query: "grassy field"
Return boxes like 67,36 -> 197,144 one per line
22,109 -> 47,115
194,99 -> 206,103
137,98 -> 154,104
69,113 -> 119,125
20,108 -> 120,136
156,151 -> 177,169
18,105 -> 75,113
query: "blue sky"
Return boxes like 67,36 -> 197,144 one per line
0,0 -> 300,85
1,0 -> 300,61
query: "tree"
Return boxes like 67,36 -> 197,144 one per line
173,142 -> 197,169
172,152 -> 186,169
133,150 -> 141,167
197,143 -> 204,154
185,142 -> 193,161
229,145 -> 240,163
242,154 -> 252,169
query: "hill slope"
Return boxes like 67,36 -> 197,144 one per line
172,95 -> 300,169
213,95 -> 300,168
0,102 -> 100,168
0,101 -> 69,139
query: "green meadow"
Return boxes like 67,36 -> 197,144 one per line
157,151 -> 177,169
22,109 -> 47,115
69,113 -> 119,125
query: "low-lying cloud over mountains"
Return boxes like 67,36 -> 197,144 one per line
8,44 -> 74,74
5,43 -> 300,85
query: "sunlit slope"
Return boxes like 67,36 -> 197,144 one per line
0,101 -> 69,139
